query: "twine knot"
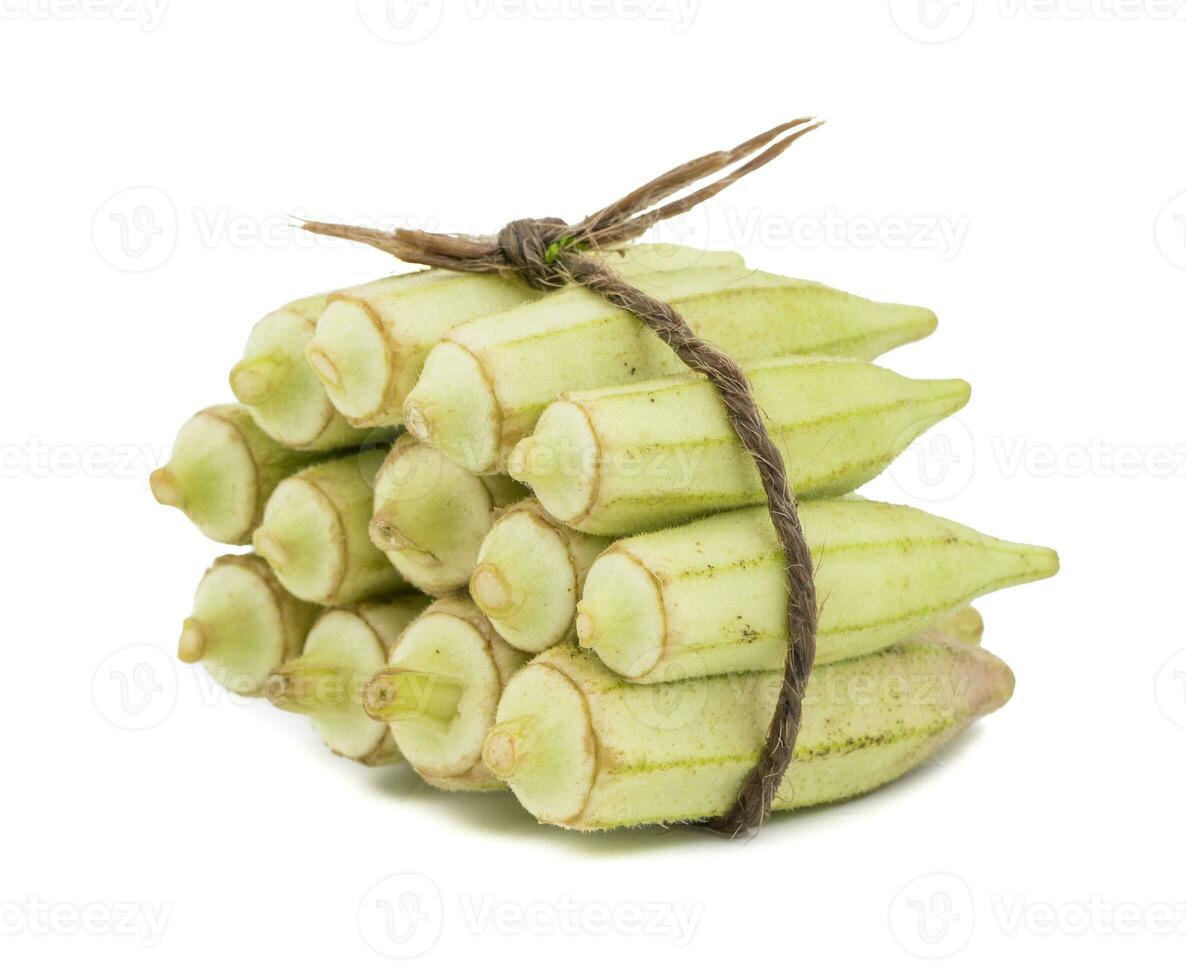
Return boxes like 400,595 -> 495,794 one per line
496,217 -> 575,291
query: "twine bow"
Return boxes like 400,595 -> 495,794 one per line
306,118 -> 824,836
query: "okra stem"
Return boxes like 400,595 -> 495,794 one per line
363,668 -> 465,726
369,434 -> 527,595
151,404 -> 324,545
470,499 -> 609,652
252,450 -> 408,604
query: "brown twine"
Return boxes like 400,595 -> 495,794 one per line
305,119 -> 824,837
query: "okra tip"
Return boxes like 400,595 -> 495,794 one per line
149,466 -> 185,510
229,355 -> 286,406
177,617 -> 206,664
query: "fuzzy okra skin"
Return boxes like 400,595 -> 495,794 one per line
470,499 -> 610,653
307,244 -> 742,429
370,434 -> 528,595
178,554 -> 320,696
483,638 -> 1014,830
266,597 -> 428,764
509,356 -> 971,536
939,605 -> 984,646
230,294 -> 385,451
576,498 -> 1058,683
252,450 -> 408,605
403,267 -> 938,474
362,595 -> 529,791
150,404 -> 325,544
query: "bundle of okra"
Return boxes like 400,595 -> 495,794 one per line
152,244 -> 1058,830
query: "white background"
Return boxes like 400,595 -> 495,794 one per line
1,0 -> 1182,974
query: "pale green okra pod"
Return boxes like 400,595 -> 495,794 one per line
484,639 -> 1014,829
151,404 -> 327,545
178,554 -> 320,696
370,434 -> 527,595
267,597 -> 428,764
470,499 -> 610,653
307,244 -> 743,429
363,595 -> 529,791
576,498 -> 1058,682
252,450 -> 408,605
509,356 -> 970,536
403,267 -> 938,473
230,294 -> 383,451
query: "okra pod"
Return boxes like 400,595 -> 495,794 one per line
484,638 -> 1014,829
470,499 -> 609,652
369,434 -> 527,595
403,268 -> 938,473
266,597 -> 428,764
178,554 -> 320,696
307,245 -> 741,429
509,356 -> 970,535
362,595 -> 529,791
229,294 -> 382,450
576,499 -> 1058,682
252,450 -> 407,604
150,404 -> 324,544
938,605 -> 984,646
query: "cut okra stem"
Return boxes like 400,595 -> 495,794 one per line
229,294 -> 383,451
470,499 -> 609,653
307,244 -> 744,430
483,639 -> 1014,830
178,554 -> 320,696
252,450 -> 407,604
509,356 -> 971,536
150,404 -> 326,544
266,597 -> 428,765
403,268 -> 938,474
369,434 -> 527,595
362,595 -> 529,791
576,498 -> 1058,683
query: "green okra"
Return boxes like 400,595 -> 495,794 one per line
252,450 -> 408,605
508,356 -> 971,536
266,596 -> 428,764
370,434 -> 528,595
576,498 -> 1058,683
470,499 -> 609,653
403,268 -> 938,474
178,554 -> 320,696
362,595 -> 529,791
483,638 -> 1014,830
306,244 -> 743,429
230,294 -> 384,451
150,404 -> 327,544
